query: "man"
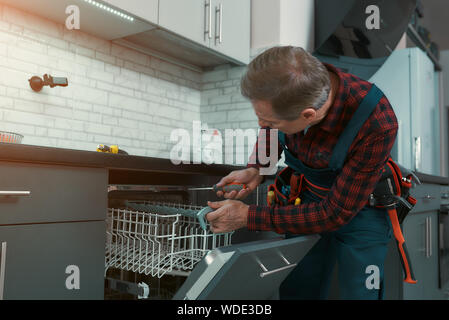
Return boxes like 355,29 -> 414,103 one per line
205,46 -> 398,299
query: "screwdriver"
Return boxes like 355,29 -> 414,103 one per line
188,182 -> 247,193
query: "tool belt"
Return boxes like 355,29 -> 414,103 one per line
267,156 -> 420,284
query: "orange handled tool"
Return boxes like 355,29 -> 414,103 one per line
189,182 -> 247,193
387,208 -> 417,284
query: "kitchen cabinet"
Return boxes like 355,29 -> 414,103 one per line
158,0 -> 250,65
102,0 -> 159,24
211,0 -> 251,65
0,161 -> 108,300
0,222 -> 105,300
370,48 -> 441,176
401,211 -> 442,299
158,0 -> 211,48
0,162 -> 107,225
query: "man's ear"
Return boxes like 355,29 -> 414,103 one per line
301,108 -> 317,120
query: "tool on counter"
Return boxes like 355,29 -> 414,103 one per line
96,144 -> 128,155
188,182 -> 247,193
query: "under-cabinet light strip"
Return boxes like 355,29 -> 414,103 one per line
82,0 -> 134,21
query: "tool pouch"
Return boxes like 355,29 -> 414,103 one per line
267,167 -> 303,206
368,157 -> 420,223
369,157 -> 420,284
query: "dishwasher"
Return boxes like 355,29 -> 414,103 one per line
104,181 -> 319,300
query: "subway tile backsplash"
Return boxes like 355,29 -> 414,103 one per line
0,4 -> 259,165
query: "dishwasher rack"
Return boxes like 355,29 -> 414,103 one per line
105,201 -> 233,278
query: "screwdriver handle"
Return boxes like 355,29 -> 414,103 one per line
213,183 -> 247,193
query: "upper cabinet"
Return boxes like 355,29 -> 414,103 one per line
211,0 -> 250,65
0,0 -> 251,68
158,0 -> 250,65
158,0 -> 210,48
102,0 -> 159,25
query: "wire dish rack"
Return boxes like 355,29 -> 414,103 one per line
105,201 -> 233,278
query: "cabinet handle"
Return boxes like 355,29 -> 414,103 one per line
215,3 -> 223,44
429,217 -> 432,257
204,0 -> 212,40
0,242 -> 7,300
414,136 -> 421,172
425,216 -> 432,258
0,191 -> 31,197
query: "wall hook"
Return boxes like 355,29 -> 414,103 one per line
28,74 -> 68,92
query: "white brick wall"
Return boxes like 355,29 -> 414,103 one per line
0,4 -> 268,166
0,4 -> 203,159
200,64 -> 260,166
200,54 -> 286,168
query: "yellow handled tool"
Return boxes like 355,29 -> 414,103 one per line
96,144 -> 128,155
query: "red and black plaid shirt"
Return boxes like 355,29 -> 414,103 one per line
246,63 -> 398,235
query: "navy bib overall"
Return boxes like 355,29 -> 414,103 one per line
278,85 -> 393,300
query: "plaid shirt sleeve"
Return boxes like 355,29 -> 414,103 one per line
247,125 -> 398,234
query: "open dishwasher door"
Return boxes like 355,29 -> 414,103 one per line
173,235 -> 320,300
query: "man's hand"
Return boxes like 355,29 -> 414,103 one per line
206,199 -> 249,233
215,167 -> 263,200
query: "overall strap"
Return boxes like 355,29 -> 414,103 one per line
328,84 -> 384,171
278,130 -> 303,172
278,130 -> 302,173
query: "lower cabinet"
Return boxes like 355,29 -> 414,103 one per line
0,221 -> 105,300
384,211 -> 447,300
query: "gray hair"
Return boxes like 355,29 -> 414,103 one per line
241,46 -> 331,121
312,85 -> 330,110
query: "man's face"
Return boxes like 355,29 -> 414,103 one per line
252,100 -> 317,135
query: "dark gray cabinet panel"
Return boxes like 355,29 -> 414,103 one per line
0,162 -> 108,225
402,212 -> 439,299
385,211 -> 447,300
0,221 -> 105,300
410,183 -> 441,213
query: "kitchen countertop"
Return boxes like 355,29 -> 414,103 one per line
0,142 -> 241,185
0,142 -> 448,186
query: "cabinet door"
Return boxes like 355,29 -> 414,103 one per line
0,162 -> 108,225
0,222 -> 105,300
402,211 -> 439,299
370,49 -> 412,168
211,0 -> 250,64
410,48 -> 439,176
102,0 -> 159,24
159,0 -> 211,47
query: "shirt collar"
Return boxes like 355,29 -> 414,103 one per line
314,63 -> 349,133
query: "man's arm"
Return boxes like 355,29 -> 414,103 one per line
247,126 -> 398,234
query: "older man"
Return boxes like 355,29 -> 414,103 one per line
205,46 -> 398,299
